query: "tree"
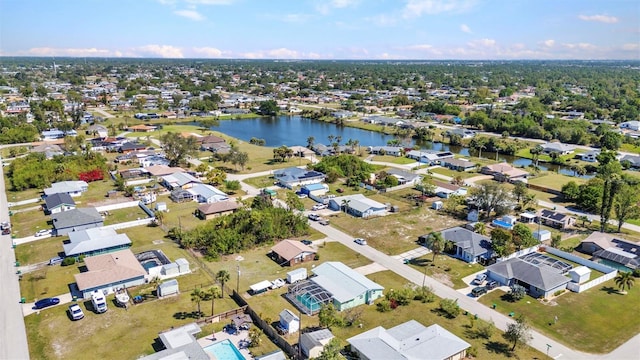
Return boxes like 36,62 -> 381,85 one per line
600,131 -> 622,151
316,338 -> 346,360
469,182 -> 514,219
258,100 -> 279,116
597,151 -> 623,232
551,234 -> 562,248
614,184 -> 640,232
153,210 -> 165,226
199,118 -> 219,132
306,136 -> 315,149
190,288 -> 206,318
224,180 -> 241,193
614,271 -> 635,294
319,303 -> 341,328
160,132 -> 198,167
418,175 -> 435,196
491,228 -> 514,257
512,181 -> 528,204
504,315 -> 532,351
205,168 -> 227,186
438,298 -> 461,318
425,232 -> 446,263
285,191 -> 304,211
509,284 -> 526,301
248,328 -> 263,348
529,145 -> 543,168
561,181 -> 580,201
206,286 -> 221,316
511,223 -> 536,250
216,270 -> 230,297
474,222 -> 486,236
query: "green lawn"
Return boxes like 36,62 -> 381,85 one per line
407,254 -> 485,289
371,155 -> 416,165
479,277 -> 640,353
16,236 -> 66,265
102,206 -> 150,225
9,209 -> 50,239
243,175 -> 275,189
429,167 -> 478,179
528,172 -> 587,191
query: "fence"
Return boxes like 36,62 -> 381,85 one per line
102,218 -> 154,231
495,245 -> 541,262
195,306 -> 248,326
95,200 -> 140,212
526,183 -> 563,196
544,247 -> 618,293
230,290 -> 297,358
125,179 -> 153,186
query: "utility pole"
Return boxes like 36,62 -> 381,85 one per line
236,264 -> 240,293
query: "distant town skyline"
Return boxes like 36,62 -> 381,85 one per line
1,0 -> 638,60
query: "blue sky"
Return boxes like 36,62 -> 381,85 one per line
1,0 -> 638,59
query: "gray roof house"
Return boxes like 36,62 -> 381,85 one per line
44,180 -> 89,197
347,320 -> 470,360
188,183 -> 229,203
328,194 -> 387,218
273,167 -> 325,189
51,208 -> 103,236
405,150 -> 454,164
620,154 -> 640,169
486,257 -> 571,299
63,227 -> 132,258
300,329 -> 335,359
386,168 -> 422,185
420,227 -> 492,264
140,323 -> 209,360
161,172 -> 202,190
44,193 -> 76,214
541,142 -> 576,155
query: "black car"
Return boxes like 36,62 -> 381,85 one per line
33,297 -> 60,310
300,240 -> 312,246
471,286 -> 487,297
486,280 -> 498,290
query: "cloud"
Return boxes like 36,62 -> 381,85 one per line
174,9 -> 205,21
578,14 -> 618,24
281,13 -> 313,23
540,39 -> 555,48
24,47 -> 115,57
406,44 -> 433,50
192,47 -> 224,57
621,43 -> 639,51
460,24 -> 472,33
316,0 -> 359,14
562,42 -> 597,51
366,14 -> 397,26
134,45 -> 184,58
468,38 -> 497,48
184,0 -> 234,4
403,0 -> 476,18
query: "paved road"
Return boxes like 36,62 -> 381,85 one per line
88,107 -> 115,119
307,219 -> 640,360
0,153 -> 30,359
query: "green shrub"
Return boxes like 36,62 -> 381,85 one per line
438,298 -> 461,318
476,319 -> 496,339
376,299 -> 391,312
62,257 -> 76,266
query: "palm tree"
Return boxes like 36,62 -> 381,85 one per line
530,145 -> 543,168
153,210 -> 165,226
614,271 -> 635,294
474,222 -> 486,236
341,199 -> 351,213
207,286 -> 222,316
216,270 -> 231,297
306,136 -> 315,149
191,288 -> 206,318
426,232 -> 446,263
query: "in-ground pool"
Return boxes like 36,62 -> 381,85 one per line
141,260 -> 159,271
597,258 -> 632,272
492,219 -> 514,230
202,339 -> 245,360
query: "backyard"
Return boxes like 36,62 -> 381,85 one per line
407,254 -> 485,289
479,277 -> 640,353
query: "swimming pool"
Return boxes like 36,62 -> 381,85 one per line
492,219 -> 514,230
141,260 -> 159,271
202,339 -> 245,360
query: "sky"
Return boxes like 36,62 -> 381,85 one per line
0,0 -> 639,60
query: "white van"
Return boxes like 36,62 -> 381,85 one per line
91,291 -> 108,313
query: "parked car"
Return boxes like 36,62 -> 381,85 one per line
311,204 -> 327,211
300,239 -> 312,246
308,213 -> 321,221
319,219 -> 330,226
33,297 -> 60,310
474,273 -> 487,285
486,280 -> 498,290
68,304 -> 85,320
471,286 -> 488,297
35,229 -> 52,237
48,256 -> 64,266
271,278 -> 285,289
297,193 -> 308,199
354,238 -> 367,245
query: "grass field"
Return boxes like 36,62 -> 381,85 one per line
479,277 -> 640,353
528,172 -> 587,191
371,155 -> 416,165
429,166 -> 478,179
407,254 -> 485,289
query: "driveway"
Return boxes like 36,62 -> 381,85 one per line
22,292 -> 74,317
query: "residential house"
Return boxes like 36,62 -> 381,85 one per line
273,167 -> 325,189
300,183 -> 329,197
441,158 -> 476,172
289,145 -> 315,158
328,194 -> 387,218
63,227 -> 132,258
161,172 -> 201,190
270,239 -> 317,266
481,163 -> 529,182
119,142 -> 148,153
486,257 -> 571,299
580,232 -> 640,270
128,124 -> 157,132
188,183 -> 229,203
30,143 -> 63,159
41,129 -> 65,140
367,146 -> 403,157
300,329 -> 335,359
433,180 -> 467,199
420,227 -> 493,264
86,124 -> 108,139
44,193 -> 76,214
539,209 -> 574,229
386,168 -> 422,186
620,121 -> 640,131
139,323 -> 209,360
195,200 -> 241,220
405,150 -> 454,165
541,142 -> 576,155
145,165 -> 185,178
278,309 -> 300,335
51,207 -> 103,236
74,249 -> 147,299
44,180 -> 89,197
447,128 -> 476,139
332,110 -> 353,119
577,150 -> 600,163
139,154 -> 171,168
347,320 -> 470,360
311,143 -> 333,156
620,154 -> 640,170
198,135 -> 227,151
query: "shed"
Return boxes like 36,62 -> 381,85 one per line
250,280 -> 272,295
155,202 -> 167,212
175,258 -> 190,273
533,230 -> 552,242
287,268 -> 307,284
158,279 -> 179,297
569,266 -> 591,284
432,201 -> 443,210
467,209 -> 479,222
503,215 -> 517,225
162,263 -> 179,276
278,309 -> 300,335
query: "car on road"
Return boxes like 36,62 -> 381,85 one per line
35,229 -> 52,237
311,204 -> 327,211
471,286 -> 488,297
48,256 -> 64,266
486,280 -> 498,290
300,239 -> 313,246
68,304 -> 84,320
354,238 -> 367,245
308,213 -> 321,221
33,297 -> 60,310
318,219 -> 330,226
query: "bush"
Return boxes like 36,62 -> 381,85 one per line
633,268 -> 640,278
414,286 -> 436,303
476,319 -> 496,339
509,284 -> 526,301
61,257 -> 76,266
376,299 -> 391,312
438,298 -> 461,318
467,346 -> 478,358
553,289 -> 565,297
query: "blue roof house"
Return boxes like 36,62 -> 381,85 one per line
273,167 -> 325,189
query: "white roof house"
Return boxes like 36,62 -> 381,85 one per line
63,227 -> 132,258
44,180 -> 89,197
347,320 -> 470,360
328,194 -> 387,218
541,142 -> 576,155
311,262 -> 384,309
161,172 -> 201,190
188,183 -> 229,203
